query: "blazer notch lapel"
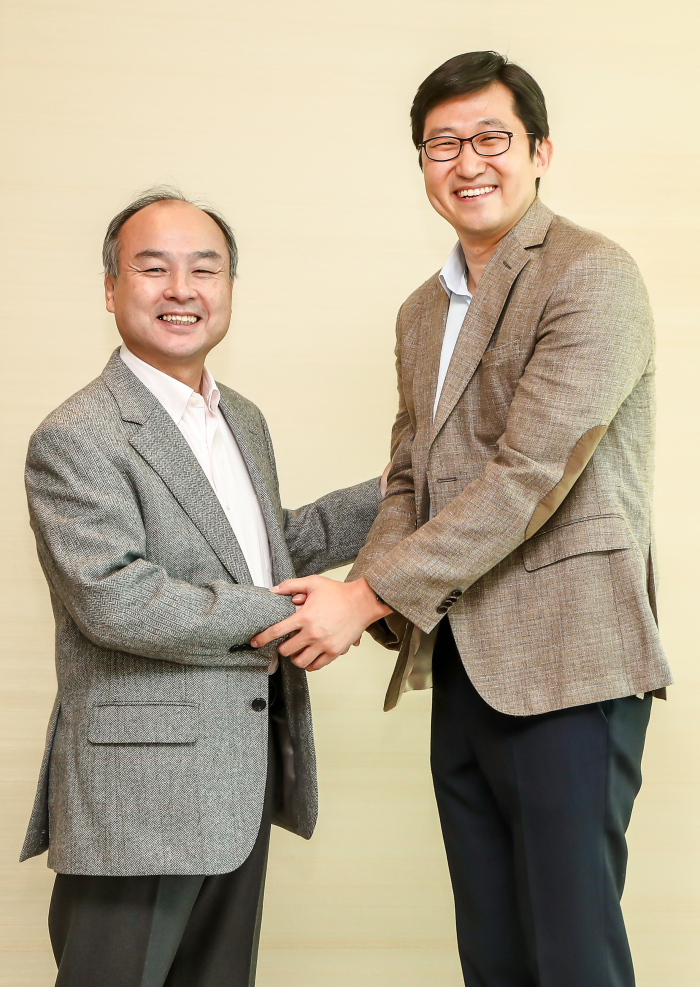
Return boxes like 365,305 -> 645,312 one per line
129,414 -> 253,585
216,395 -> 292,584
429,240 -> 530,446
413,282 -> 449,428
101,348 -> 154,425
512,197 -> 554,249
102,349 -> 255,584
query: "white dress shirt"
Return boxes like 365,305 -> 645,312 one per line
119,345 -> 274,591
433,241 -> 473,420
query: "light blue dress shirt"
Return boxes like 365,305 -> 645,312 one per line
428,243 -> 473,523
433,241 -> 473,422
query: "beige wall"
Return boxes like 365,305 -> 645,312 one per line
1,1 -> 698,984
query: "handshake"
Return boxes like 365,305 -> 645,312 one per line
251,461 -> 394,670
251,574 -> 393,671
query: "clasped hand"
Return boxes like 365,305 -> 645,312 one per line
251,576 -> 392,671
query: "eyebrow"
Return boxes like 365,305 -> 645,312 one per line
425,117 -> 509,138
134,248 -> 224,264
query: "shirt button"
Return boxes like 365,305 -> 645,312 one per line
251,698 -> 267,712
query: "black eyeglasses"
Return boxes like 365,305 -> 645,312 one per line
419,131 -> 534,161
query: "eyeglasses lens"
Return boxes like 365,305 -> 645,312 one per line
424,132 -> 511,160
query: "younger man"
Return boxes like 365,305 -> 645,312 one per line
254,53 -> 672,987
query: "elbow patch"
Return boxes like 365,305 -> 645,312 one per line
525,425 -> 608,539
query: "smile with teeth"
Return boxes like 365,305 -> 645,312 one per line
158,314 -> 199,324
456,186 -> 497,198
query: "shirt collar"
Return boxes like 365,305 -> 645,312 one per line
119,345 -> 220,424
199,366 -> 221,413
439,242 -> 471,299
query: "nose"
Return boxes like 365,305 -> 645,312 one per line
454,142 -> 487,179
163,268 -> 197,303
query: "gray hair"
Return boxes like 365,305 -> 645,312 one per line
102,185 -> 238,282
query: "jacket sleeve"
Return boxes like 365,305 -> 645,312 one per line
26,422 -> 296,667
258,414 -> 382,578
282,478 -> 382,577
356,245 -> 655,633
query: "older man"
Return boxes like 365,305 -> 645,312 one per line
22,187 -> 382,987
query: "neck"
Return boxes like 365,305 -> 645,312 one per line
125,343 -> 205,393
457,195 -> 537,291
458,236 -> 500,293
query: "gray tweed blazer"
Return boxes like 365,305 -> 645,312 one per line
21,350 -> 381,876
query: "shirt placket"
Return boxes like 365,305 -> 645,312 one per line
183,394 -> 214,488
206,411 -> 229,511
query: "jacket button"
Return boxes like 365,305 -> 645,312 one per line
251,698 -> 267,712
229,644 -> 246,653
436,604 -> 449,614
451,589 -> 463,598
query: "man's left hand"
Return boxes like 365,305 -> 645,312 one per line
251,576 -> 392,671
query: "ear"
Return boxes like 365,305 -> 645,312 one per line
535,137 -> 553,178
105,274 -> 116,314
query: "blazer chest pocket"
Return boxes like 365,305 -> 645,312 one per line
480,338 -> 522,367
522,515 -> 634,571
88,703 -> 198,745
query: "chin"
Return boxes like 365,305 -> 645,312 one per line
153,330 -> 206,353
457,212 -> 499,236
168,341 -> 208,360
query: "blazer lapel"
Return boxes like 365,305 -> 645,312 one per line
428,198 -> 555,448
216,392 -> 295,584
414,283 -> 449,430
411,284 -> 449,522
429,237 -> 530,446
102,351 -> 253,585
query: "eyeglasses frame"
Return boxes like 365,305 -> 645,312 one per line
418,130 -> 535,161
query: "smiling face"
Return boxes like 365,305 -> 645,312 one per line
422,82 -> 552,254
105,199 -> 233,381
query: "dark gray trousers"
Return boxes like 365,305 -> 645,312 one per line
49,679 -> 280,987
431,619 -> 652,987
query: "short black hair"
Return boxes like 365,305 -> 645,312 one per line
411,51 -> 549,160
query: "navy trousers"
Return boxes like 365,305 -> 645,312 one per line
431,620 -> 651,987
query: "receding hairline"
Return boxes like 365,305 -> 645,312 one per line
103,186 -> 238,282
118,198 -> 228,239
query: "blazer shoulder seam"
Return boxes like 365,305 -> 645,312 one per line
30,378 -> 118,439
548,216 -> 638,267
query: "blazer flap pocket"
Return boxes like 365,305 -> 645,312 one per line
481,339 -> 521,367
523,515 -> 633,571
88,703 -> 198,745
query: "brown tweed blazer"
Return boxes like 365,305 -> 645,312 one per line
349,198 -> 672,715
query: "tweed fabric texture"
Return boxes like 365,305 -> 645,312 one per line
22,350 -> 381,874
349,199 -> 672,715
